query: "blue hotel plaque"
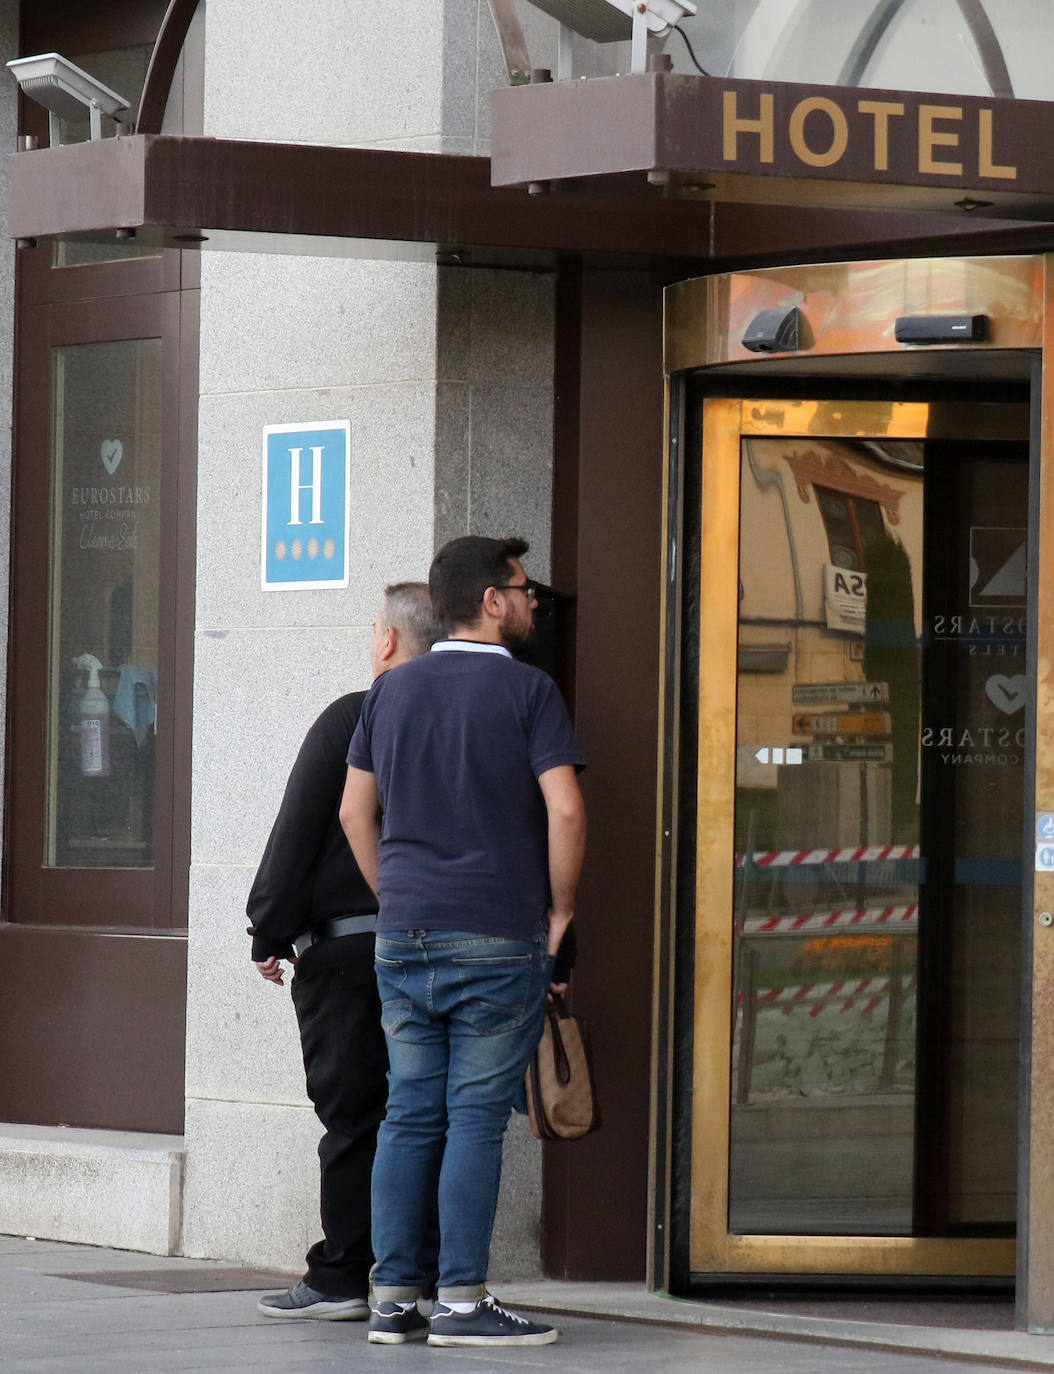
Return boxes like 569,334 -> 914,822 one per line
262,420 -> 350,590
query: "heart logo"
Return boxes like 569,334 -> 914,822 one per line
985,674 -> 1027,715
100,439 -> 123,476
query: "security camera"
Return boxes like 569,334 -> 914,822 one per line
7,53 -> 131,146
528,0 -> 696,44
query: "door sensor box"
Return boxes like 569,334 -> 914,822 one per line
894,314 -> 989,344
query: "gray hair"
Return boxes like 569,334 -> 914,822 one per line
383,581 -> 442,654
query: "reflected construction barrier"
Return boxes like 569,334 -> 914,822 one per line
736,845 -> 920,867
733,858 -> 920,1104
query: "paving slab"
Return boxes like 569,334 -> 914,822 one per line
3,1235 -> 1054,1373
500,1279 -> 1053,1368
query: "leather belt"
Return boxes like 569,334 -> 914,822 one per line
293,913 -> 377,958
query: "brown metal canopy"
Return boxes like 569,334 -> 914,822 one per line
10,130 -> 1054,275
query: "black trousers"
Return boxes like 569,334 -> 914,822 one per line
291,935 -> 388,1298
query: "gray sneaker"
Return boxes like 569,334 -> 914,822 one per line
368,1300 -> 430,1344
427,1293 -> 559,1346
257,1279 -> 368,1320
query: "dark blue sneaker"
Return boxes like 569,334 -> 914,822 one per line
427,1293 -> 559,1346
368,1300 -> 430,1344
257,1278 -> 368,1320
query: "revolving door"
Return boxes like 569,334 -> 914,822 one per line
659,256 -> 1054,1299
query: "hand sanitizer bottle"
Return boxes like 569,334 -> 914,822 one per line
73,653 -> 111,777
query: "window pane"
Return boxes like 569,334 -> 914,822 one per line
48,339 -> 162,868
815,485 -> 860,568
856,497 -> 886,560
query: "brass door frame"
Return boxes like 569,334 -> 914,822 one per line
1021,265 -> 1054,1331
687,395 -> 1024,1279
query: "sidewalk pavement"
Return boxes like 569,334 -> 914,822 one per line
4,1232 -> 1054,1373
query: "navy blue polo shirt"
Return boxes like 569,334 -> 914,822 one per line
346,642 -> 585,940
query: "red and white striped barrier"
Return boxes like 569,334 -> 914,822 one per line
735,844 -> 920,868
740,905 -> 918,936
742,974 -> 918,1019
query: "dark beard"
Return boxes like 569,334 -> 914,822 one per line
500,620 -> 535,654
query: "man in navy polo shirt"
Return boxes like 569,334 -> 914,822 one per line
340,535 -> 586,1348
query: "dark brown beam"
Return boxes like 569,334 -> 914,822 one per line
8,135 -> 719,268
8,134 -> 1053,272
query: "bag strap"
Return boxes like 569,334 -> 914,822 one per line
545,994 -> 575,1087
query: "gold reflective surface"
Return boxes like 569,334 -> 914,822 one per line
1022,255 -> 1054,1329
689,395 -> 1025,1277
665,257 -> 1044,374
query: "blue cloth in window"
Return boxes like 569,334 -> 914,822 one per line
114,665 -> 157,746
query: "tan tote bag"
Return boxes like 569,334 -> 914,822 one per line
525,993 -> 600,1141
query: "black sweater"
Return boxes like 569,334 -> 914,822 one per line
247,692 -> 375,962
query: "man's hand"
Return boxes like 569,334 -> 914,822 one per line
548,980 -> 569,1002
255,956 -> 296,986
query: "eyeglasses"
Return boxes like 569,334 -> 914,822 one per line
494,582 -> 537,600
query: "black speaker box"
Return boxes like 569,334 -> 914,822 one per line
741,306 -> 803,354
894,314 -> 989,344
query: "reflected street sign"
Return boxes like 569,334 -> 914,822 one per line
792,682 -> 890,706
804,743 -> 893,762
792,711 -> 892,736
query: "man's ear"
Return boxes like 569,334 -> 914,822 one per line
480,585 -> 504,621
380,625 -> 397,662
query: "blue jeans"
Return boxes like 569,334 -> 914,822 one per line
371,927 -> 552,1297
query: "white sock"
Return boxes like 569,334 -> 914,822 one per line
442,1300 -> 480,1313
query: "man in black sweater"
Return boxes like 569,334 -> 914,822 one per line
251,583 -> 439,1320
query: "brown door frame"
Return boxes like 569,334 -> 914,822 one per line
0,276 -> 197,1132
8,291 -> 184,929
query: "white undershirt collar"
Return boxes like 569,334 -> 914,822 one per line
431,639 -> 512,658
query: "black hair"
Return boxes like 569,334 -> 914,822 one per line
428,536 -> 529,632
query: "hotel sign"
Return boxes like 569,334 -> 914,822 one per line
262,420 -> 350,591
717,87 -> 1014,185
491,73 -> 1054,218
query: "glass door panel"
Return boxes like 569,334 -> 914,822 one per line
732,425 -> 925,1237
916,445 -> 1027,1237
690,396 -> 1025,1278
48,339 -> 162,868
7,290 -> 185,930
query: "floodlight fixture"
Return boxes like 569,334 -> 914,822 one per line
7,53 -> 131,146
529,0 -> 697,73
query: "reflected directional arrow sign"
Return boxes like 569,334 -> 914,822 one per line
792,682 -> 889,706
754,746 -> 803,765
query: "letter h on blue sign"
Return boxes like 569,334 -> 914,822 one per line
261,420 -> 350,590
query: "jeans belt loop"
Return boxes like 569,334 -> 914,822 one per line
292,912 -> 377,958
